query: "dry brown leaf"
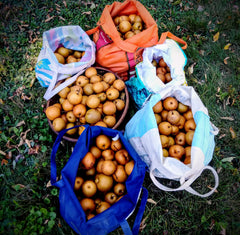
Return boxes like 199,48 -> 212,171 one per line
45,15 -> 55,22
188,62 -> 196,75
229,127 -> 236,139
21,93 -> 31,101
16,120 -> 25,127
147,198 -> 157,204
28,145 -> 40,155
82,11 -> 91,15
213,32 -> 220,42
207,185 -> 218,193
59,16 -> 66,21
139,216 -> 148,232
0,98 -> 4,104
220,116 -> 234,121
29,77 -> 36,88
223,57 -> 230,64
1,159 -> 8,166
0,150 -> 6,156
46,180 -> 52,187
63,0 -> 67,8
218,134 -> 226,139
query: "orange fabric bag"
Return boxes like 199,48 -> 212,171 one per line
86,0 -> 159,80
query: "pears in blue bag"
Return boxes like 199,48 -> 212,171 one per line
74,133 -> 135,221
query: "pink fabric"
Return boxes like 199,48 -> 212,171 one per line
96,28 -> 113,51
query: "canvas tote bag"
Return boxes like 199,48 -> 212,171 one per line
86,0 -> 159,80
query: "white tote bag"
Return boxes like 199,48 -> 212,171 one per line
35,25 -> 96,100
126,39 -> 187,109
124,86 -> 219,197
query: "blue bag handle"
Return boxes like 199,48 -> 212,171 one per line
119,187 -> 148,235
50,125 -> 87,186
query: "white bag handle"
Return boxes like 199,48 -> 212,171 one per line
43,69 -> 85,100
150,165 -> 219,198
43,40 -> 96,101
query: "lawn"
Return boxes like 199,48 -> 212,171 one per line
0,0 -> 239,234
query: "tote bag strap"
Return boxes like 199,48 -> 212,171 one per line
150,166 -> 219,198
120,187 -> 148,235
86,26 -> 100,36
158,31 -> 187,50
50,125 -> 87,186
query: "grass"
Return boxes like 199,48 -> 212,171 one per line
0,0 -> 239,234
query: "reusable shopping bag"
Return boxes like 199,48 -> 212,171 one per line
124,86 -> 219,197
35,25 -> 96,100
126,32 -> 188,109
50,125 -> 148,235
86,0 -> 158,80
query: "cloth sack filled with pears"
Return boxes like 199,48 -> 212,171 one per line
35,25 -> 96,101
50,124 -> 148,235
125,85 -> 219,197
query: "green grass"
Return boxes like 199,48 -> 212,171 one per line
0,0 -> 240,234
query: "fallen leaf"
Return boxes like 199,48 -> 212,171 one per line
213,32 -> 220,42
139,216 -> 148,232
188,62 -> 196,75
29,77 -> 36,88
219,228 -> 226,235
21,93 -> 31,101
45,15 -> 55,22
58,16 -> 66,21
147,198 -> 157,204
1,159 -> 8,166
82,11 -> 91,15
18,129 -> 31,147
46,180 -> 52,187
207,185 -> 218,193
224,43 -> 231,50
199,50 -> 205,56
16,120 -> 25,127
28,145 -> 40,155
0,98 -> 4,104
12,184 -> 25,190
197,5 -> 204,12
63,0 -> 67,8
221,157 -> 235,162
220,116 -> 234,121
229,127 -> 236,139
218,134 -> 226,139
223,57 -> 230,64
0,150 -> 6,156
90,3 -> 96,9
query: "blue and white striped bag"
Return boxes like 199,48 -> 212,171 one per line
35,25 -> 95,100
125,86 -> 219,197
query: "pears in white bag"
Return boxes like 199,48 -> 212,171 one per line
153,96 -> 196,164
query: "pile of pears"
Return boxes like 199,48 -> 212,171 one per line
45,67 -> 127,137
153,96 -> 196,164
54,45 -> 85,64
113,14 -> 145,40
152,58 -> 172,84
74,134 -> 134,220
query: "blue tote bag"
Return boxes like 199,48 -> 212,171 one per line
50,125 -> 148,235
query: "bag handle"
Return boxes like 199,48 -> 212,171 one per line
50,125 -> 87,186
158,31 -> 187,50
43,71 -> 81,101
86,26 -> 100,36
150,166 -> 219,198
120,187 -> 148,235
